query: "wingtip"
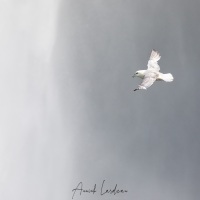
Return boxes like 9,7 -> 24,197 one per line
150,49 -> 161,61
152,49 -> 158,53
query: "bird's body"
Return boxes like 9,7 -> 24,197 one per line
133,50 -> 174,91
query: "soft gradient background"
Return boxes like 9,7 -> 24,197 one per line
1,0 -> 200,200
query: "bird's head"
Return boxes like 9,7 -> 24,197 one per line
132,70 -> 145,78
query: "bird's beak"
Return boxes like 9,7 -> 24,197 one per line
132,75 -> 135,78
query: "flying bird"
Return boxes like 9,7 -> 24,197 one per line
132,49 -> 174,91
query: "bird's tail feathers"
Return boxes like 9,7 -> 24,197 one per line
159,73 -> 174,82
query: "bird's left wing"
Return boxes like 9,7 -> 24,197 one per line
134,72 -> 157,91
147,49 -> 161,71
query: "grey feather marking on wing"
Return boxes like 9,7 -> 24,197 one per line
135,71 -> 158,91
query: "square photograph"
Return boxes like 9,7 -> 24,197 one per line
1,1 -> 200,200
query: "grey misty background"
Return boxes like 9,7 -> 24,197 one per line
0,0 -> 200,200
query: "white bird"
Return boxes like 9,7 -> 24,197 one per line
132,49 -> 174,91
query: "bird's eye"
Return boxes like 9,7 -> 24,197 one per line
136,72 -> 138,74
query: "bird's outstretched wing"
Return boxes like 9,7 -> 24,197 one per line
147,49 -> 161,71
134,72 -> 158,91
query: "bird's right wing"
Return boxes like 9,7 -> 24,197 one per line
147,49 -> 161,71
134,72 -> 157,91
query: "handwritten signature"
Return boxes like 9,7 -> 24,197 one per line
72,180 -> 128,199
